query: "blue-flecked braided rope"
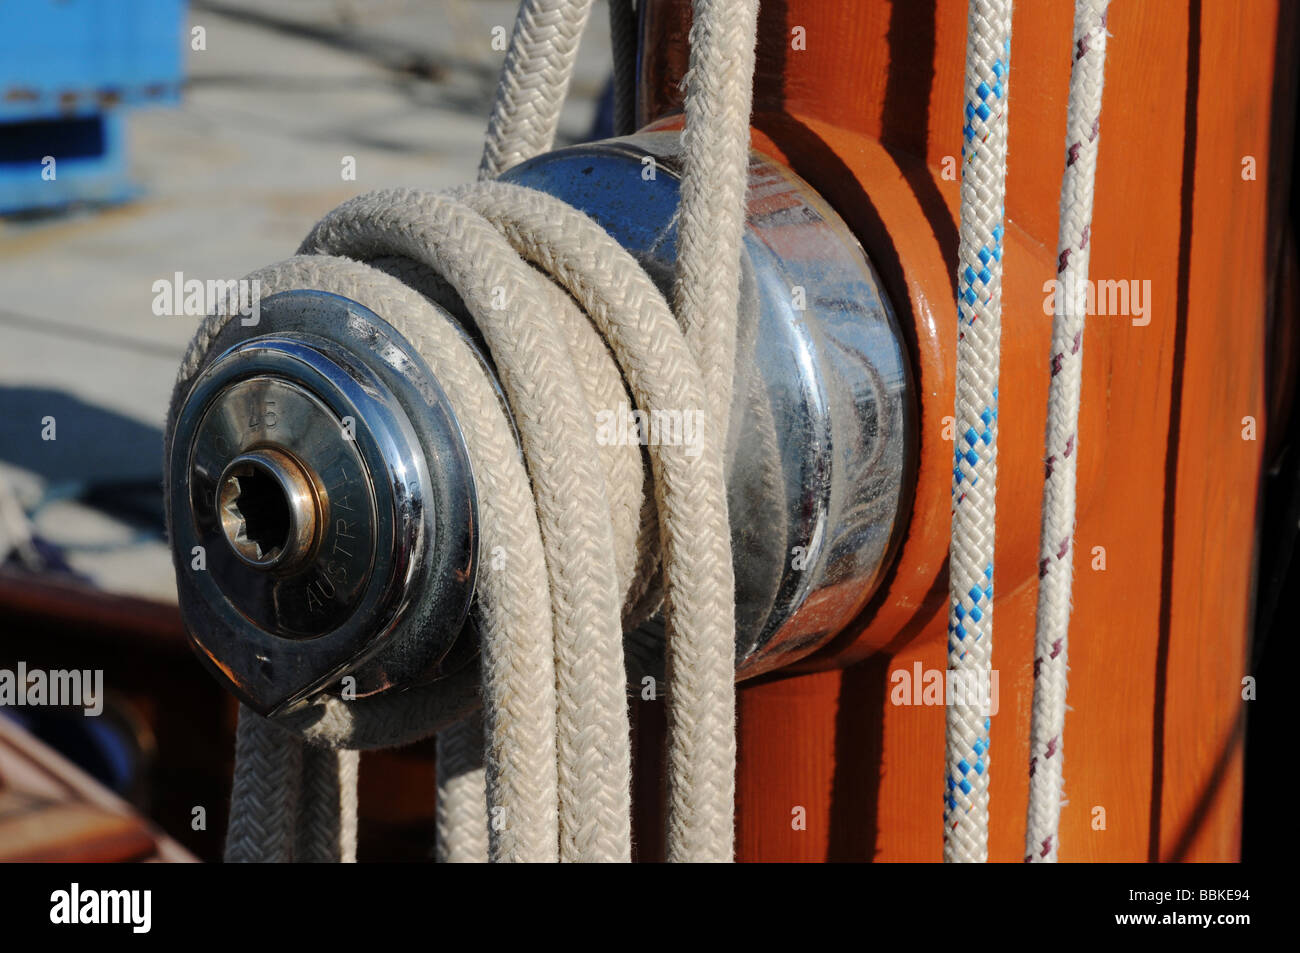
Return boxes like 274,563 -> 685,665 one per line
945,0 -> 1012,864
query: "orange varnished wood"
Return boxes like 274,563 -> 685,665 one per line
639,0 -> 1290,861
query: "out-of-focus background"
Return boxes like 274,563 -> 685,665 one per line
0,0 -> 613,862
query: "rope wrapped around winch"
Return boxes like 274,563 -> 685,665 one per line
166,0 -> 760,864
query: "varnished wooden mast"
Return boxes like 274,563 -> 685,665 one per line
631,0 -> 1294,862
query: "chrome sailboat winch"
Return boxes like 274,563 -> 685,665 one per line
167,134 -> 914,715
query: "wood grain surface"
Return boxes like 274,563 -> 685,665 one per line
637,0 -> 1291,862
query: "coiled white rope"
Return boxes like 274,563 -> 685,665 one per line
185,0 -> 759,864
1025,0 -> 1111,864
945,0 -> 1011,864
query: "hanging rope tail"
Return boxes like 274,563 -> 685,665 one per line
667,0 -> 759,863
1025,0 -> 1111,864
945,0 -> 1012,864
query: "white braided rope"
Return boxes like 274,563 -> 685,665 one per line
365,246 -> 654,860
435,713 -> 489,863
305,190 -> 636,862
225,706 -> 301,863
221,705 -> 358,863
945,0 -> 1012,864
460,181 -> 738,861
1024,0 -> 1110,864
414,0 -> 752,863
480,0 -> 595,179
674,0 -> 759,421
294,744 -> 358,863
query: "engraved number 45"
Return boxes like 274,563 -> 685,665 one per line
247,401 -> 277,430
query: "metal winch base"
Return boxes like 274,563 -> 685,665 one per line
504,133 -> 914,676
168,132 -> 913,711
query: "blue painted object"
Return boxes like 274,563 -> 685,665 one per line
0,0 -> 186,213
